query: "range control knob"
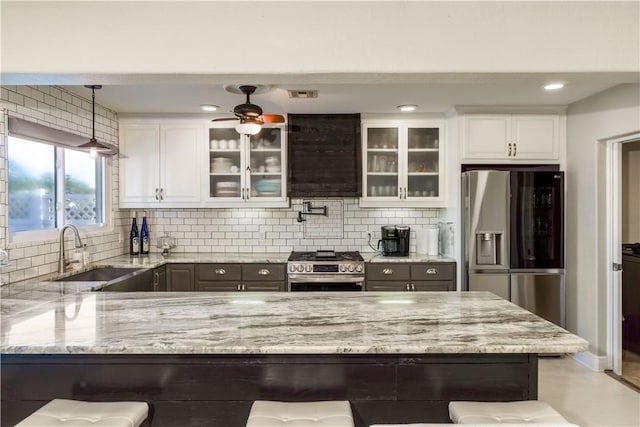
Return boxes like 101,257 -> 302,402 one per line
347,264 -> 355,272
355,264 -> 363,272
305,264 -> 312,272
289,264 -> 296,272
296,265 -> 304,272
339,264 -> 346,272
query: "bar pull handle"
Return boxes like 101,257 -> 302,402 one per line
155,188 -> 159,200
383,268 -> 393,275
241,188 -> 245,200
258,268 -> 270,276
508,143 -> 512,157
513,143 -> 517,157
411,283 -> 416,291
405,283 -> 411,291
237,283 -> 242,291
426,268 -> 438,275
246,187 -> 250,200
215,268 -> 226,275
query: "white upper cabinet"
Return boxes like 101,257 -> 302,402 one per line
120,124 -> 160,205
462,114 -> 560,161
159,124 -> 202,204
360,119 -> 447,208
119,120 -> 203,208
203,124 -> 288,208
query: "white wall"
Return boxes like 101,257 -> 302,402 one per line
0,86 -> 128,283
566,83 -> 640,358
1,1 -> 638,79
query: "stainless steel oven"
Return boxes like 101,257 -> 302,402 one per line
287,250 -> 365,292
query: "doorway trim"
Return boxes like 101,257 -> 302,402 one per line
606,132 -> 640,375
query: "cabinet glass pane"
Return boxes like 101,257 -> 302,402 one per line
408,128 -> 439,149
250,128 -> 282,198
407,127 -> 439,198
366,128 -> 398,198
209,128 -> 241,198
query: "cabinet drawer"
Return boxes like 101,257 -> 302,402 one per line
366,281 -> 411,292
197,281 -> 241,292
243,282 -> 286,292
366,264 -> 410,281
196,264 -> 241,281
410,263 -> 454,281
412,281 -> 455,291
242,264 -> 285,281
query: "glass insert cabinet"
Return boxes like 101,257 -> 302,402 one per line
360,120 -> 446,207
206,124 -> 288,207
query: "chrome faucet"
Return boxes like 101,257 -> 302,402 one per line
58,224 -> 84,274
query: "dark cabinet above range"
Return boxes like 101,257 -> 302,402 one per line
287,113 -> 362,197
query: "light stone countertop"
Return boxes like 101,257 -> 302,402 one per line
0,291 -> 587,355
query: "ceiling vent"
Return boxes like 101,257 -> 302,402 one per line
288,90 -> 318,99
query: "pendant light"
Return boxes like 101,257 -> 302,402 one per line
79,85 -> 113,157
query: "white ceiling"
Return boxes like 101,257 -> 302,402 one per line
61,72 -> 638,116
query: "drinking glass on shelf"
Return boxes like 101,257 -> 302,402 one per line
379,156 -> 387,172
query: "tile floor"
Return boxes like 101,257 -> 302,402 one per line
539,356 -> 640,427
622,350 -> 640,389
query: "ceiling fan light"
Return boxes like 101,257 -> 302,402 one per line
236,121 -> 262,135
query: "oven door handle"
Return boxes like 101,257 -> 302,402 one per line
287,275 -> 365,283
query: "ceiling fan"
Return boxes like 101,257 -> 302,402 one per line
212,85 -> 285,135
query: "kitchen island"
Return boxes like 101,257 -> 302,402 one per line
1,291 -> 587,426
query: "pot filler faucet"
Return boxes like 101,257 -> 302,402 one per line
58,224 -> 84,274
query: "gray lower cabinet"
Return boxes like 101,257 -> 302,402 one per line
152,265 -> 167,292
167,264 -> 195,291
196,263 -> 286,292
366,262 -> 455,291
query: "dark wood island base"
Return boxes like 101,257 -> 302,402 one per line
1,353 -> 538,427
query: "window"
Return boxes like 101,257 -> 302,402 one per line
8,136 -> 105,234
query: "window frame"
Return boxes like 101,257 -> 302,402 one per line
7,135 -> 113,244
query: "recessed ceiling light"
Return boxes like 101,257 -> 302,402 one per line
543,83 -> 565,91
200,104 -> 220,112
398,104 -> 417,112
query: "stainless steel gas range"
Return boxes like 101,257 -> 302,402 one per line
287,250 -> 365,291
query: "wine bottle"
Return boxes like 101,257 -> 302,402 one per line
140,213 -> 150,255
129,211 -> 139,256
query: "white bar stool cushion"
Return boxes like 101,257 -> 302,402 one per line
449,401 -> 576,425
371,424 -> 577,427
15,399 -> 149,427
246,400 -> 355,427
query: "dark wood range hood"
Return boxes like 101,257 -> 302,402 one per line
287,113 -> 362,198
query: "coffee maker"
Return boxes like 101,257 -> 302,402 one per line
378,225 -> 410,256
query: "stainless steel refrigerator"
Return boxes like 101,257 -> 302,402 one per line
462,170 -> 565,327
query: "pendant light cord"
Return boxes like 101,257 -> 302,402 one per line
91,86 -> 96,140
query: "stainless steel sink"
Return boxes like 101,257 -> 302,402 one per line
54,267 -> 154,292
56,267 -> 143,283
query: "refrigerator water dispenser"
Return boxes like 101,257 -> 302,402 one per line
476,233 -> 501,265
